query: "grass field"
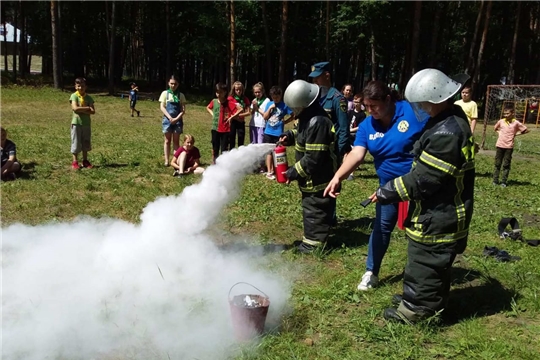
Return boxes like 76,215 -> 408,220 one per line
2,86 -> 540,359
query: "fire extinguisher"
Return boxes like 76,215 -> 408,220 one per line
274,144 -> 288,183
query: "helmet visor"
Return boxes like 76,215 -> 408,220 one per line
410,102 -> 432,122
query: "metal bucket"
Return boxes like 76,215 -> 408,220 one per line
228,282 -> 270,341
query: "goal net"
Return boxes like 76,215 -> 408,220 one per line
480,85 -> 540,149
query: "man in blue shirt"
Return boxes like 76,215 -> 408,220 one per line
309,62 -> 351,164
324,80 -> 428,292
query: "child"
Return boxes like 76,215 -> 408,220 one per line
261,86 -> 294,180
228,81 -> 251,149
348,93 -> 366,142
171,134 -> 204,176
69,77 -> 95,169
493,106 -> 529,187
206,83 -> 242,164
346,93 -> 366,181
1,127 -> 22,180
159,75 -> 186,166
129,82 -> 140,117
250,82 -> 270,145
454,86 -> 478,133
341,84 -> 355,111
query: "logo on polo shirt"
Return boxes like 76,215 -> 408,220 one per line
398,120 -> 409,133
369,132 -> 384,140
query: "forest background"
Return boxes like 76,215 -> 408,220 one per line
1,0 -> 539,110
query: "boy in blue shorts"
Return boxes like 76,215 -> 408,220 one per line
260,86 -> 294,180
69,77 -> 95,170
129,82 -> 140,117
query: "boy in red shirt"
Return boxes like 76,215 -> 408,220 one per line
172,134 -> 204,176
493,106 -> 529,187
206,83 -> 242,163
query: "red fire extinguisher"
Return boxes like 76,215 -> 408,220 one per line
274,144 -> 288,183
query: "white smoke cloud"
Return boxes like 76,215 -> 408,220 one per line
2,144 -> 292,360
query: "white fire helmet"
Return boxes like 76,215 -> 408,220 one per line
405,68 -> 462,104
404,68 -> 462,119
284,80 -> 320,116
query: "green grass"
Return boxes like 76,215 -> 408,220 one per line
2,86 -> 540,359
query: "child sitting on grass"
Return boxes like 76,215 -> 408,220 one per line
69,77 -> 95,170
1,127 -> 22,181
172,134 -> 205,176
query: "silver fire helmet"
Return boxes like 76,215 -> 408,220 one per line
284,80 -> 320,115
404,68 -> 462,104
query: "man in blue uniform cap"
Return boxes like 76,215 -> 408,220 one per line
309,62 -> 351,163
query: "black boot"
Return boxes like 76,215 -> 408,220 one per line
391,294 -> 402,306
297,242 -> 316,254
383,308 -> 411,324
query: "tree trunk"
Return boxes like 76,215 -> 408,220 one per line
108,1 -> 116,95
229,0 -> 236,85
261,1 -> 273,87
325,0 -> 330,59
466,0 -> 485,75
50,0 -> 62,89
472,0 -> 492,95
18,0 -> 27,78
278,0 -> 288,89
507,1 -> 521,84
428,2 -> 442,68
370,28 -> 377,81
409,1 -> 422,76
2,4 -> 8,74
12,4 -> 17,82
165,0 -> 171,78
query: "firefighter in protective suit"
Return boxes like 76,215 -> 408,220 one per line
279,80 -> 337,254
371,69 -> 476,323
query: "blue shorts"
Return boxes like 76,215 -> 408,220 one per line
162,118 -> 183,134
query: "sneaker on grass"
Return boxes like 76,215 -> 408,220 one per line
266,172 -> 276,180
357,271 -> 379,291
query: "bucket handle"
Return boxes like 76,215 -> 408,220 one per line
228,282 -> 269,301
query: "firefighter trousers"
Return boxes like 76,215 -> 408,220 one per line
301,191 -> 336,246
397,236 -> 467,322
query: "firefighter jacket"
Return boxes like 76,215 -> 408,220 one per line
282,103 -> 337,193
376,105 -> 475,243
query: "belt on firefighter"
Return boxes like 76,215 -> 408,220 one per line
498,217 -> 539,246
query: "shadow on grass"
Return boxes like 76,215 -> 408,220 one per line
93,162 -> 140,169
328,217 -> 373,249
16,161 -> 38,180
444,274 -> 516,325
218,242 -> 293,255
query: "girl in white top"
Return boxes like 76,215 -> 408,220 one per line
249,82 -> 271,144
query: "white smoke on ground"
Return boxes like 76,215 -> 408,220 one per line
2,144 -> 291,360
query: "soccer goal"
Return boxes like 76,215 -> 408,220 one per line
480,85 -> 540,149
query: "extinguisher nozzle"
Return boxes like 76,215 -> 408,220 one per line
360,198 -> 373,208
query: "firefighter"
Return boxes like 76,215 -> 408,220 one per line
279,80 -> 337,254
371,69 -> 476,324
308,62 -> 351,164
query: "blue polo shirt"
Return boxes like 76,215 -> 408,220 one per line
354,100 -> 428,185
